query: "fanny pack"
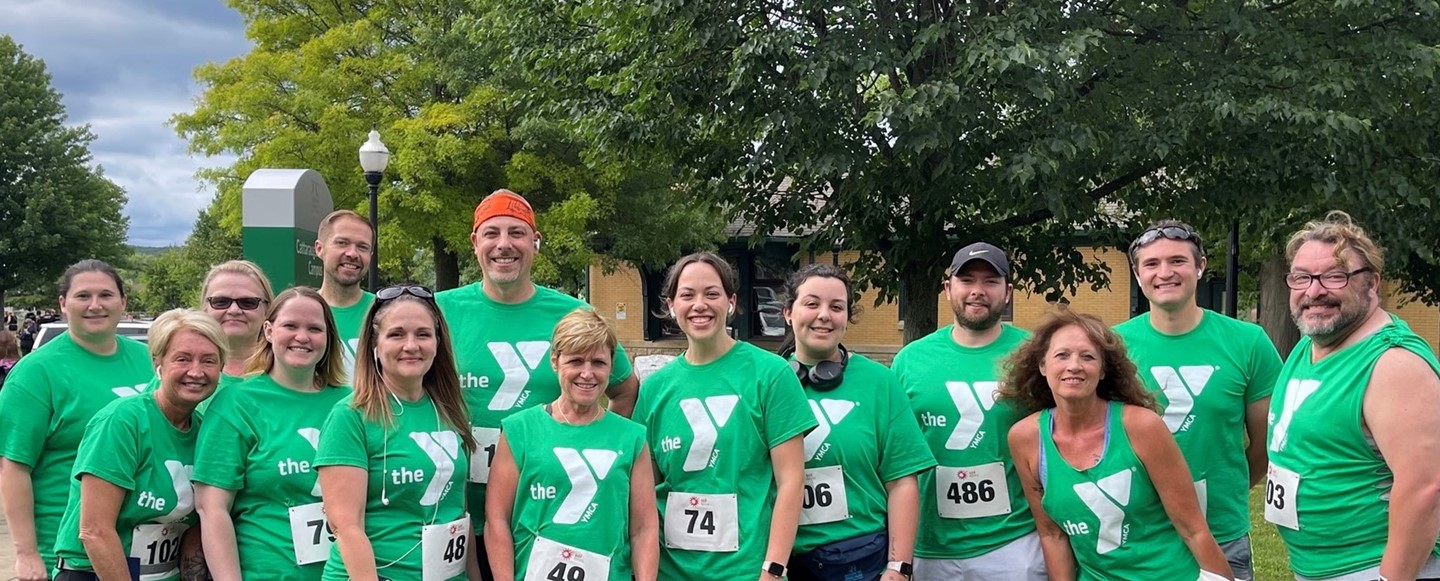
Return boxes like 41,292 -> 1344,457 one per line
790,531 -> 889,581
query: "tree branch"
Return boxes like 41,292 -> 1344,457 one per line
989,164 -> 1159,230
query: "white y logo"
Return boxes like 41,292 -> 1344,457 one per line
298,428 -> 322,496
552,448 -> 619,524
1073,469 -> 1133,554
409,431 -> 460,506
486,341 -> 551,410
1150,366 -> 1216,433
1269,379 -> 1321,452
803,399 -> 855,460
111,383 -> 146,398
945,381 -> 998,450
679,396 -> 739,472
160,460 -> 195,523
339,339 -> 360,383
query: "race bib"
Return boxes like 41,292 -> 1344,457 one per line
936,462 -> 1011,519
129,523 -> 188,581
664,492 -> 739,552
421,515 -> 470,581
524,535 -> 611,581
469,427 -> 502,483
1264,463 -> 1300,530
799,465 -> 849,525
288,502 -> 334,565
1194,478 -> 1208,518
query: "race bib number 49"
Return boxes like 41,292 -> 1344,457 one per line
664,492 -> 739,552
524,535 -> 611,581
936,462 -> 1011,519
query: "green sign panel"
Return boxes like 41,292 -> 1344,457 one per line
241,169 -> 333,290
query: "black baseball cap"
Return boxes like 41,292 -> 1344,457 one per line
947,242 -> 1010,278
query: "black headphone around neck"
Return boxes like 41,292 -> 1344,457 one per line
782,344 -> 850,391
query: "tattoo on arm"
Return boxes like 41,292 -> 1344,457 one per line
179,553 -> 209,581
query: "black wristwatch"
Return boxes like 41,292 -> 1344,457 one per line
886,561 -> 913,578
762,560 -> 787,578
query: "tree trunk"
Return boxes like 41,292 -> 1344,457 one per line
1259,253 -> 1300,359
901,267 -> 940,345
433,237 -> 461,291
0,288 -> 6,318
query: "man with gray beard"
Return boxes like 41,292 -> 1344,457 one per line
892,243 -> 1046,580
1266,211 -> 1440,581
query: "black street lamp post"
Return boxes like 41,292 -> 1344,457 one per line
358,129 -> 390,292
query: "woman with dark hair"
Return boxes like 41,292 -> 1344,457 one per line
778,264 -> 934,581
1003,308 -> 1231,580
314,284 -> 478,581
633,252 -> 816,581
0,260 -> 155,580
194,287 -> 352,580
51,309 -> 227,580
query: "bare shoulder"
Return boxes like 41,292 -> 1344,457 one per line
1120,403 -> 1167,435
1366,347 -> 1440,414
1008,410 -> 1042,444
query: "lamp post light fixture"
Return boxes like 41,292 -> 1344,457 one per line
358,128 -> 390,291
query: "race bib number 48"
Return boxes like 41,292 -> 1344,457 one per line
421,515 -> 470,581
664,492 -> 739,552
936,462 -> 1011,519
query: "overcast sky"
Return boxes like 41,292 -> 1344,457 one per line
2,0 -> 249,247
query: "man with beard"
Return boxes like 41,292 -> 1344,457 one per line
436,189 -> 638,580
1266,211 -> 1440,581
314,209 -> 375,376
892,242 -> 1045,580
1114,220 -> 1280,581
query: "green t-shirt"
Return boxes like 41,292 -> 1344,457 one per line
0,333 -> 154,570
891,324 -> 1034,559
1038,402 -> 1199,580
329,291 -> 376,384
503,405 -> 647,580
52,394 -> 201,580
632,341 -> 817,581
1266,315 -> 1440,578
313,393 -> 471,581
435,283 -> 634,527
791,353 -> 935,553
1114,309 -> 1280,543
192,375 -> 354,580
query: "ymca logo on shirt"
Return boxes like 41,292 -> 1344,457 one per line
407,431 -> 461,506
546,448 -> 619,525
1269,379 -> 1321,453
659,396 -> 739,472
112,383 -> 147,398
1149,366 -> 1216,433
460,341 -> 550,411
135,461 -> 195,523
939,381 -> 999,450
1068,469 -> 1133,554
284,428 -> 323,496
803,399 -> 856,461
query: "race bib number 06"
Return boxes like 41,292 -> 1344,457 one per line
936,462 -> 1011,519
799,465 -> 849,525
664,492 -> 739,552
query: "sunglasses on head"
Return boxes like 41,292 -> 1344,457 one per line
376,285 -> 435,301
1129,226 -> 1204,256
206,296 -> 266,311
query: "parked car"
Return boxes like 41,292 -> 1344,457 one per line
32,321 -> 153,351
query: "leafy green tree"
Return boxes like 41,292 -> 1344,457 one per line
133,207 -> 243,312
483,0 -> 1440,343
0,36 -> 129,312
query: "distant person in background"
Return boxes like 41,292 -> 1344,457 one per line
19,314 -> 37,355
0,329 -> 20,388
0,260 -> 156,580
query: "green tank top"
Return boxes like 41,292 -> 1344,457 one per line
502,405 -> 647,581
1039,402 -> 1198,580
1266,315 -> 1440,578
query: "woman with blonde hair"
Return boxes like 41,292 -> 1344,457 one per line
51,309 -> 227,580
194,287 -> 352,580
1004,308 -> 1231,580
485,308 -> 658,581
315,284 -> 478,580
197,260 -> 275,392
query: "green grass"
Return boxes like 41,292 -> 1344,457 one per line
1249,486 -> 1291,581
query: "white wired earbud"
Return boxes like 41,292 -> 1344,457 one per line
728,304 -> 735,316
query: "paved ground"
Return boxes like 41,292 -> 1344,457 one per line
0,510 -> 16,580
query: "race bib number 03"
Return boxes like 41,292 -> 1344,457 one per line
469,427 -> 502,484
524,535 -> 611,581
288,501 -> 334,565
664,492 -> 739,552
799,465 -> 849,525
936,462 -> 1011,519
129,522 -> 188,581
421,515 -> 470,581
1264,463 -> 1300,530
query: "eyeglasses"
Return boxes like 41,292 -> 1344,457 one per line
1285,268 -> 1372,290
205,296 -> 266,311
376,285 -> 435,301
1129,226 -> 1204,256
